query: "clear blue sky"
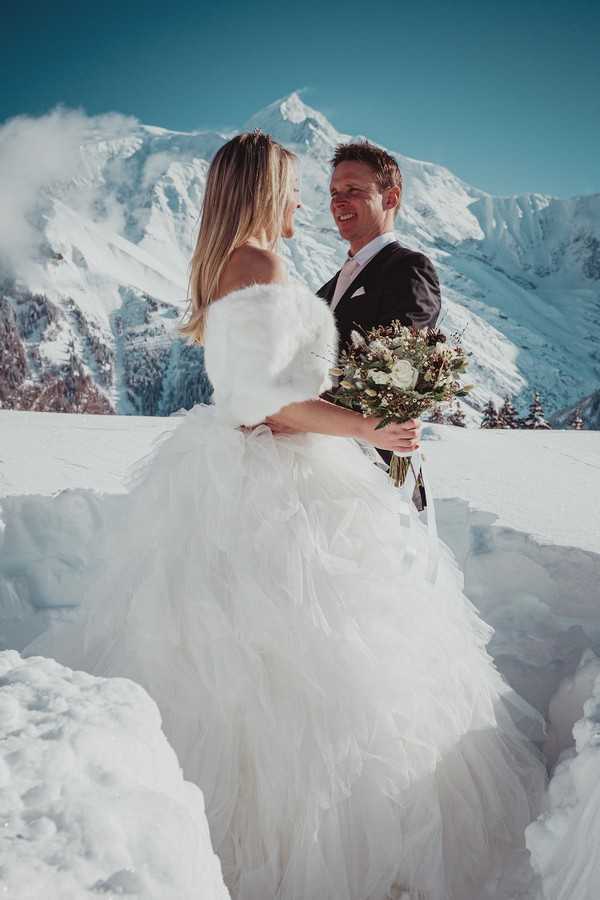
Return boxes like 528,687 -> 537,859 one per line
2,0 -> 598,197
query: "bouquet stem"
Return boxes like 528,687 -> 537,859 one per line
389,451 -> 413,488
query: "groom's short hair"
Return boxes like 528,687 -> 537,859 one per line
331,141 -> 403,214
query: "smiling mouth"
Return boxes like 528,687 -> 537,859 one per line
338,213 -> 355,223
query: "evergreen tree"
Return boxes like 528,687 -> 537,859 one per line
428,405 -> 446,424
522,391 -> 551,429
571,409 -> 584,430
480,399 -> 498,429
497,396 -> 520,429
447,402 -> 466,427
158,340 -> 213,415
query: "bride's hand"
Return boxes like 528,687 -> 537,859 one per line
360,417 -> 421,453
264,415 -> 301,435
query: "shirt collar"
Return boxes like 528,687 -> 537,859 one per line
349,232 -> 398,268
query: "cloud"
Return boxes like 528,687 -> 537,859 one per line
0,108 -> 137,275
142,151 -> 174,189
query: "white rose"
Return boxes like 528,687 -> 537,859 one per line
390,359 -> 418,390
368,339 -> 387,354
367,369 -> 391,385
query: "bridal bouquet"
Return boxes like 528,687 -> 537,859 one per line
329,323 -> 472,487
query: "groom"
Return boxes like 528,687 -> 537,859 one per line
318,141 -> 442,503
318,140 -> 441,371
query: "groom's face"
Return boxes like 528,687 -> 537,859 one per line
329,161 -> 391,249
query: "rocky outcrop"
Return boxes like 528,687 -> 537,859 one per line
0,281 -> 214,416
0,296 -> 28,401
552,389 -> 600,429
0,287 -> 114,414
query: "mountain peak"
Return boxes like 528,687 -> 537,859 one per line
276,92 -> 321,124
247,91 -> 322,125
244,92 -> 343,149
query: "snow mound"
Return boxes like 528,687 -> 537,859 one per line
0,650 -> 229,900
527,664 -> 600,900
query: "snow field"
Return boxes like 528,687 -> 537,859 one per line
1,410 -> 600,898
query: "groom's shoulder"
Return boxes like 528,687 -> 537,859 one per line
376,244 -> 439,288
382,242 -> 436,272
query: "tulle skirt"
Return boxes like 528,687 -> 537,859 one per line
27,406 -> 545,900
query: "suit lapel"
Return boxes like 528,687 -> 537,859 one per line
334,242 -> 400,312
317,273 -> 339,306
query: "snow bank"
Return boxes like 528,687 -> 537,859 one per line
544,650 -> 600,767
422,424 -> 600,555
526,663 -> 600,900
0,650 -> 229,900
435,496 -> 600,717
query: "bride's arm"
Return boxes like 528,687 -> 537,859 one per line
216,248 -> 418,453
266,400 -> 420,454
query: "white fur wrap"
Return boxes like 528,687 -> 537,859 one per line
203,281 -> 338,426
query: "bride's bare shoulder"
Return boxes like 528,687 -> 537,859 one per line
215,246 -> 287,300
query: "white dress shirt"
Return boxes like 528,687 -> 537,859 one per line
330,232 -> 399,312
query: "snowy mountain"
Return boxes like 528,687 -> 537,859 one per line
1,93 -> 599,420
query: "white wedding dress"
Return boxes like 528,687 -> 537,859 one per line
27,282 -> 545,900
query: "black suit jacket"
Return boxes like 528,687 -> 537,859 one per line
317,241 -> 441,349
318,241 -> 442,503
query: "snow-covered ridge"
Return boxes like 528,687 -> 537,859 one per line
1,92 -> 599,419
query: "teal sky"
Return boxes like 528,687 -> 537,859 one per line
1,0 -> 598,197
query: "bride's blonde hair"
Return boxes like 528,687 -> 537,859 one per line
180,131 -> 297,343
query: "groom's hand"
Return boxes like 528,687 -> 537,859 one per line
361,417 -> 421,453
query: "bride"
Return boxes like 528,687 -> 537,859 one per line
27,131 -> 545,900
